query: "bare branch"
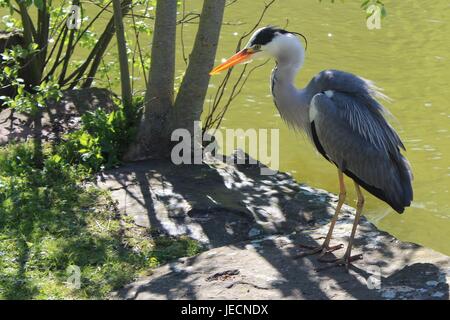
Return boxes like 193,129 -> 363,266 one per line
203,0 -> 276,133
180,0 -> 188,65
130,3 -> 149,89
112,0 -> 132,108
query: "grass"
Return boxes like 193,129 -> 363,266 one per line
0,142 -> 203,299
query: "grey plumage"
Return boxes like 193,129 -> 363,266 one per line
210,26 -> 414,266
268,40 -> 413,213
308,76 -> 413,212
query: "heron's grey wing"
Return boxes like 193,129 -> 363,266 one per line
310,92 -> 413,213
306,69 -> 405,152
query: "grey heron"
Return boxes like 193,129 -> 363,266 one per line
210,26 -> 413,269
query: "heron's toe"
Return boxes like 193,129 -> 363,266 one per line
316,253 -> 363,271
295,243 -> 344,260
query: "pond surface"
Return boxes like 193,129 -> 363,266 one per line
194,0 -> 450,255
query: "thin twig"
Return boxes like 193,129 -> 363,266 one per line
203,0 -> 276,133
180,0 -> 188,65
130,2 -> 150,89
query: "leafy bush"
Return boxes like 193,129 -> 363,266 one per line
58,97 -> 142,172
1,44 -> 62,113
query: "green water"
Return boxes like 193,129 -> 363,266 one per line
2,1 -> 449,255
200,0 -> 450,255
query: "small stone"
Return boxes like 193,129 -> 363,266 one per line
248,227 -> 261,238
245,244 -> 255,251
251,242 -> 262,249
396,286 -> 414,293
417,288 -> 428,294
431,292 -> 445,298
170,264 -> 183,273
381,290 -> 396,299
426,280 -> 438,287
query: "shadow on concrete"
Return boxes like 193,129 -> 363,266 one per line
99,156 -> 450,300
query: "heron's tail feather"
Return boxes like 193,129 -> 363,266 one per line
344,152 -> 413,214
391,153 -> 413,213
378,152 -> 413,214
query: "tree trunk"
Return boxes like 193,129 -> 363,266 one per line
37,0 -> 50,73
173,0 -> 225,134
123,0 -> 178,160
124,0 -> 226,161
16,1 -> 45,167
112,0 -> 132,112
16,1 -> 41,86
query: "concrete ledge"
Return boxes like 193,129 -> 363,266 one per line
96,155 -> 450,300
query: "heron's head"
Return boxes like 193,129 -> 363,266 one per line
210,26 -> 307,75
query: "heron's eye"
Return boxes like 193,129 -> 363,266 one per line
253,44 -> 262,51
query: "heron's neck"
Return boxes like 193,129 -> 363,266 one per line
271,54 -> 310,133
273,56 -> 302,84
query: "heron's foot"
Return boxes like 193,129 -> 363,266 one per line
316,253 -> 363,271
295,243 -> 344,259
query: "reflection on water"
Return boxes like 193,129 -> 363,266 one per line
198,0 -> 450,254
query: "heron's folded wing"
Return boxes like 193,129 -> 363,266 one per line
310,92 -> 413,213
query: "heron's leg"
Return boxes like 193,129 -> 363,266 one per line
344,182 -> 364,258
318,182 -> 364,270
296,170 -> 345,258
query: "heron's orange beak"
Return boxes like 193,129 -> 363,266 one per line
209,49 -> 254,75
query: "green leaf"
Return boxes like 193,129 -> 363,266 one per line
107,111 -> 116,125
79,132 -> 91,147
3,66 -> 11,76
51,154 -> 62,163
